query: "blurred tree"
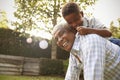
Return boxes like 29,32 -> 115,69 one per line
0,11 -> 8,29
12,0 -> 96,59
110,18 -> 120,39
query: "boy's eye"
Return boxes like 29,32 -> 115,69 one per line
75,18 -> 79,21
74,16 -> 80,22
68,21 -> 72,25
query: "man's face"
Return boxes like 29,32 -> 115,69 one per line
64,13 -> 83,29
53,29 -> 75,52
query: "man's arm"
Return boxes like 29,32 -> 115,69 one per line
77,27 -> 112,37
81,34 -> 106,80
65,53 -> 82,80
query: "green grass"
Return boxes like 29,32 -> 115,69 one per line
0,75 -> 64,80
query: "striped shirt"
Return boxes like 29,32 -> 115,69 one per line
65,33 -> 120,80
82,17 -> 106,29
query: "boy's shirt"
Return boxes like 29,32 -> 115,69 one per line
82,17 -> 106,29
82,17 -> 120,47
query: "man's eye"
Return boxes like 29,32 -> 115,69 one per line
55,38 -> 58,42
59,32 -> 63,37
59,30 -> 66,36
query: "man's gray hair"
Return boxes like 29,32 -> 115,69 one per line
52,21 -> 69,35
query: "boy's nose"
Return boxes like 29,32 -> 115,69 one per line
72,23 -> 77,28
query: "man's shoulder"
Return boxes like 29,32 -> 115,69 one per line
77,33 -> 101,40
87,34 -> 104,41
83,34 -> 101,39
80,34 -> 103,44
83,17 -> 100,28
84,17 -> 96,21
80,34 -> 105,50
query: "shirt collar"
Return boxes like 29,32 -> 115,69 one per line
71,33 -> 80,51
82,17 -> 89,27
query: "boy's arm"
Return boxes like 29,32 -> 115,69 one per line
76,26 -> 112,37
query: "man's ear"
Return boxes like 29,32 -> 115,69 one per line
80,11 -> 84,17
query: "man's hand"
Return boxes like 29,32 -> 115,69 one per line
76,26 -> 88,35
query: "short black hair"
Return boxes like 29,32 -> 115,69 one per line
62,2 -> 81,17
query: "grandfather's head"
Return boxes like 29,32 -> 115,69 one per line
52,21 -> 76,52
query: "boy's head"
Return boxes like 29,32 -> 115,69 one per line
62,2 -> 84,29
52,21 -> 76,52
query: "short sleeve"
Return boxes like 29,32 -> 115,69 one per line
89,17 -> 107,29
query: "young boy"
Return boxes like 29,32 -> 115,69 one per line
62,2 -> 120,46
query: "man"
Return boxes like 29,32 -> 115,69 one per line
52,21 -> 120,80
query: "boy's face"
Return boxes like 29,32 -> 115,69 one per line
64,13 -> 83,29
53,29 -> 75,52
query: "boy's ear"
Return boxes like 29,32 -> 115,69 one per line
80,11 -> 84,17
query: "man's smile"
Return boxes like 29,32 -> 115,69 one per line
62,41 -> 69,48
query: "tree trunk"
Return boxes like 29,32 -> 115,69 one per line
51,38 -> 57,59
51,0 -> 57,59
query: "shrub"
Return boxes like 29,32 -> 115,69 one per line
39,58 -> 64,76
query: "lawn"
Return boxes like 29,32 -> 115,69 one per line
0,75 -> 64,80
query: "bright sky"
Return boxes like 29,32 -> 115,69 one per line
0,0 -> 120,39
0,0 -> 15,21
93,0 -> 120,27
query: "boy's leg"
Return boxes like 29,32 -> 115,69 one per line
109,38 -> 120,47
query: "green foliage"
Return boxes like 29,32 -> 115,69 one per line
57,47 -> 69,59
0,28 -> 51,58
12,0 -> 96,35
39,58 -> 64,75
0,11 -> 8,29
63,59 -> 69,74
110,18 -> 120,39
13,0 -> 38,33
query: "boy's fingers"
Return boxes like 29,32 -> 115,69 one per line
76,27 -> 80,30
76,27 -> 79,30
76,27 -> 82,34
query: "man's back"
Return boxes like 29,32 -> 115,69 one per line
72,33 -> 120,80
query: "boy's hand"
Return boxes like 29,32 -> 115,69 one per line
76,26 -> 88,35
